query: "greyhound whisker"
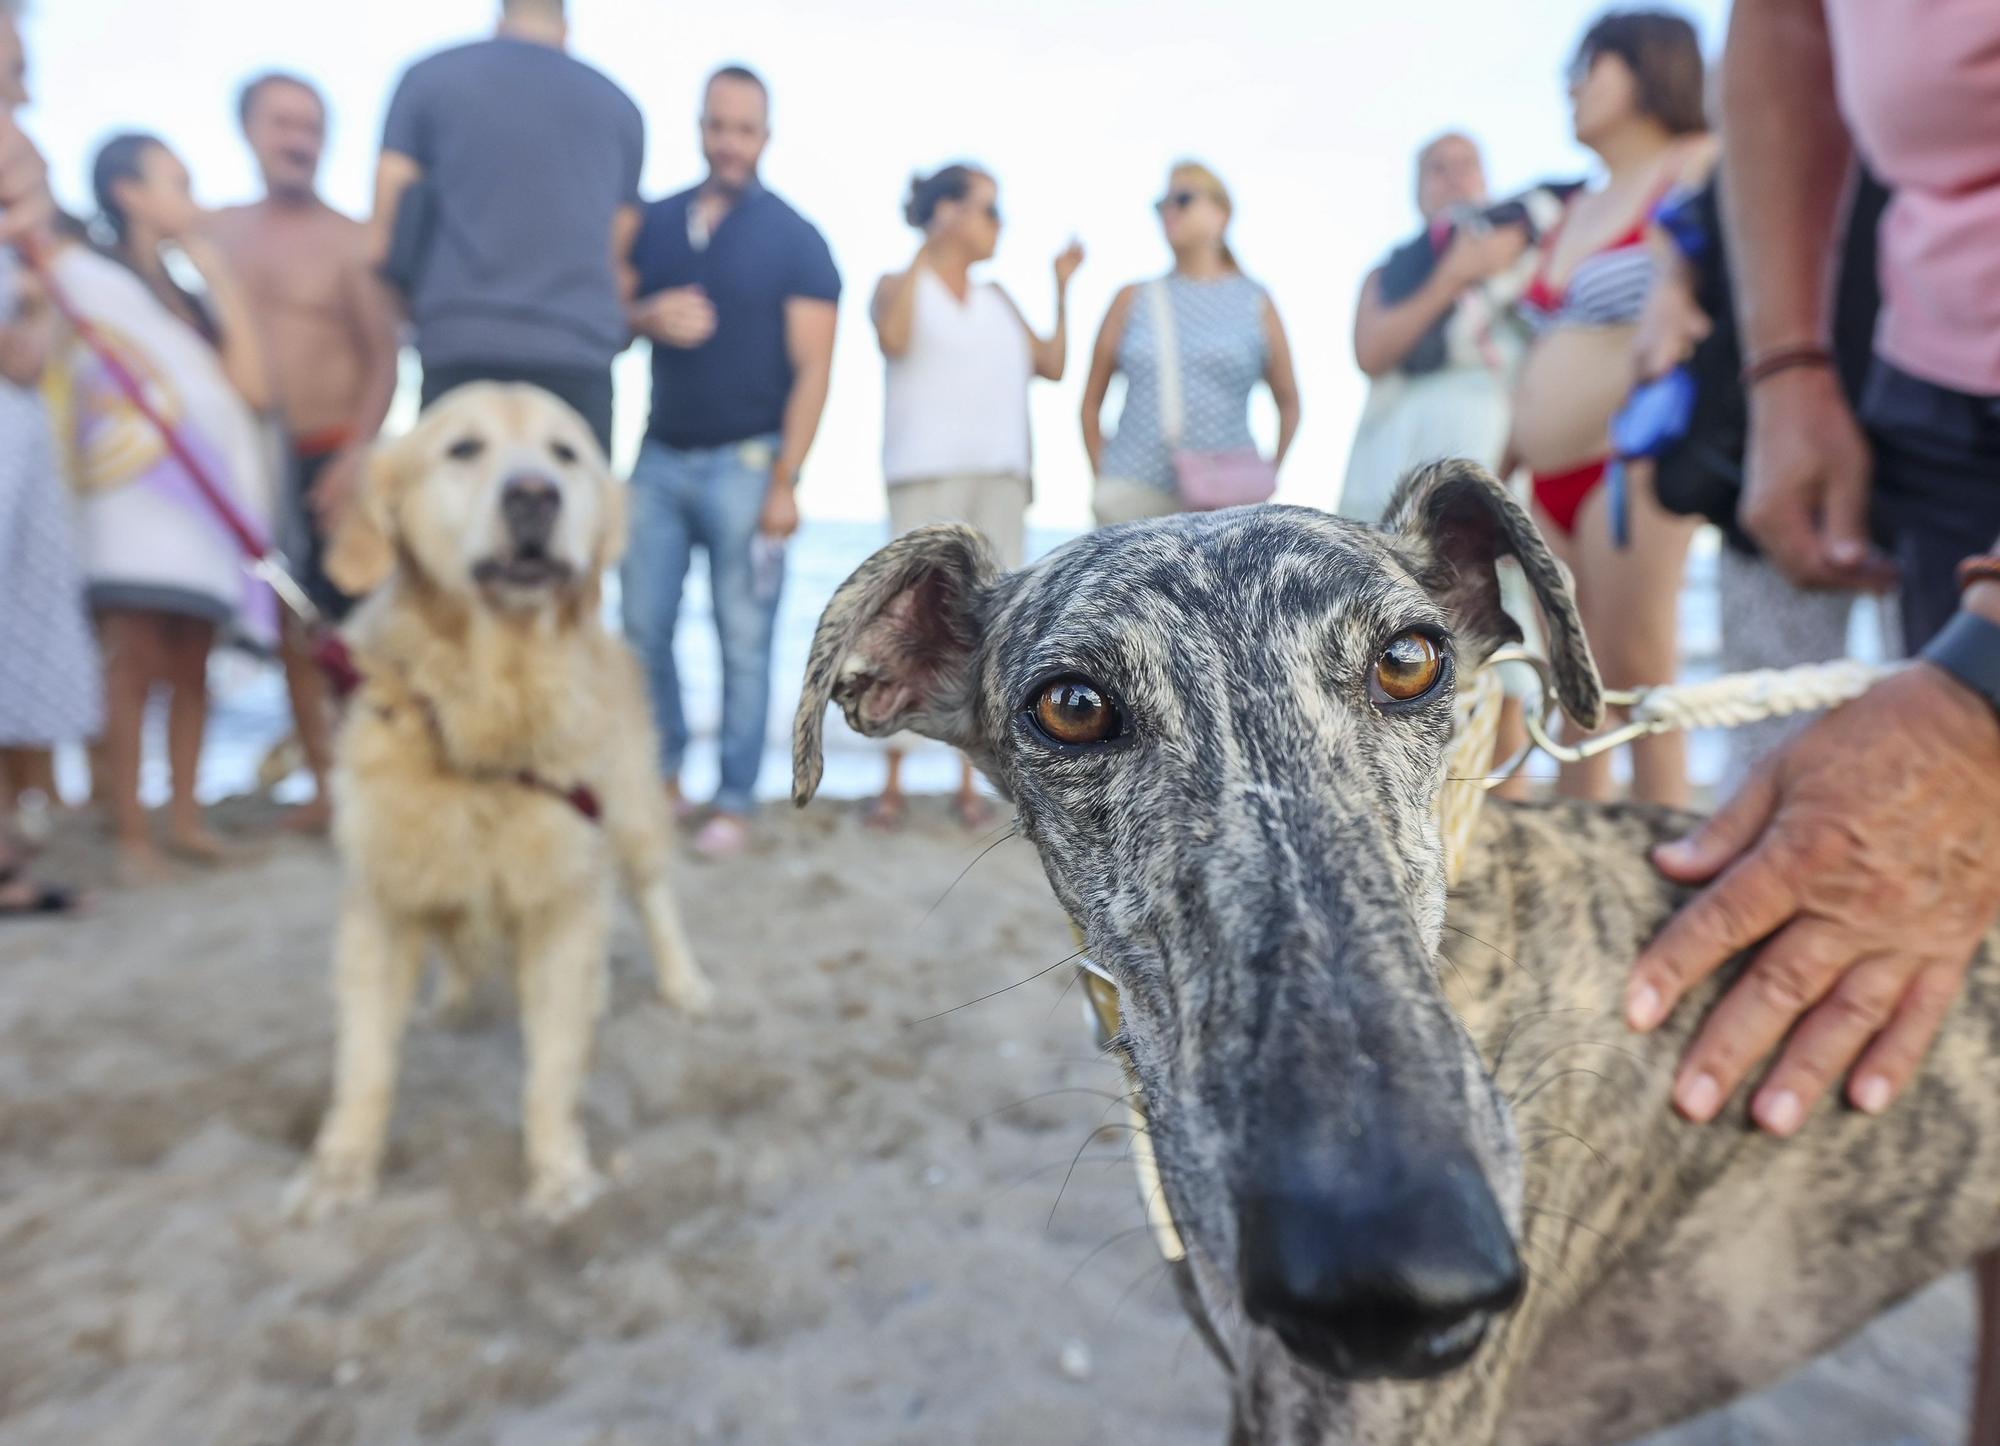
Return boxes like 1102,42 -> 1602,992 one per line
1063,1224 -> 1158,1290
1508,1064 -> 1612,1111
1504,1037 -> 1653,1099
917,823 -> 1022,930
1484,1006 -> 1602,1074
907,948 -> 1084,1025
1441,920 -> 1544,984
1516,1125 -> 1611,1171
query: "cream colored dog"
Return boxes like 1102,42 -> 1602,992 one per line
286,383 -> 713,1224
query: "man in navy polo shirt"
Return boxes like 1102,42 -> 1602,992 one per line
623,64 -> 839,858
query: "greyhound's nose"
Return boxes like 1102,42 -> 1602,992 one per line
1238,1151 -> 1523,1380
500,473 -> 562,547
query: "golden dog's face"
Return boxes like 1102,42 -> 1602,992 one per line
327,383 -> 624,614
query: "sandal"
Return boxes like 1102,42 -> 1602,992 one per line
0,863 -> 79,919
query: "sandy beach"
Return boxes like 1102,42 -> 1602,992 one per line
0,797 -> 1973,1445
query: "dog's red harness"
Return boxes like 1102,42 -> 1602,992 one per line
314,633 -> 603,825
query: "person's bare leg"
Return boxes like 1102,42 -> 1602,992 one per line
953,754 -> 994,829
1973,1250 -> 2000,1446
99,610 -> 162,878
277,613 -> 334,834
1571,467 -> 1697,808
162,615 -> 225,861
866,749 -> 907,830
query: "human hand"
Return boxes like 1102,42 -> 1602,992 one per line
758,476 -> 800,540
308,446 -> 367,531
1633,271 -> 1710,383
1054,239 -> 1085,289
1740,366 -> 1896,591
1627,665 -> 2000,1134
0,113 -> 54,251
1437,222 -> 1529,289
631,285 -> 717,349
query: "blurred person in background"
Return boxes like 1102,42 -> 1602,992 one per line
0,5 -> 96,917
1338,131 -> 1542,519
1081,160 -> 1299,527
621,65 -> 839,859
1633,159 -> 1893,793
369,0 -> 642,453
1508,9 -> 1712,806
64,132 -> 272,877
210,71 -> 400,834
866,163 -> 1081,830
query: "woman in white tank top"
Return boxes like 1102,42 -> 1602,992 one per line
868,163 -> 1082,829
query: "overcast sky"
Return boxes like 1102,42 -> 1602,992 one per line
21,0 -> 1727,527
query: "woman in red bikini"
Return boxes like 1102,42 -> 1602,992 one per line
1509,10 -> 1713,806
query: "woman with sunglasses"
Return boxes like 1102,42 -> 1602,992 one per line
1082,160 -> 1299,526
868,162 -> 1082,829
1507,10 -> 1712,806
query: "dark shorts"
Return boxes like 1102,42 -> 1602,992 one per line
1862,359 -> 2000,652
418,359 -> 615,456
292,445 -> 357,625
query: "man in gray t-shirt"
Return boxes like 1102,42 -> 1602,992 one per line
369,0 -> 642,450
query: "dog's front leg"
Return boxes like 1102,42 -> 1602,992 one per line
286,892 -> 425,1222
516,894 -> 612,1222
603,777 -> 712,1016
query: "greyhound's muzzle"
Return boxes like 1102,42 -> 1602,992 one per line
1237,1145 -> 1523,1380
475,472 -> 572,588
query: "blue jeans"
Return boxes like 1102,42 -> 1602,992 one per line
621,435 -> 786,816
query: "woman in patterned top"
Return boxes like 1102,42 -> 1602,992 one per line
1080,160 -> 1300,527
1507,10 -> 1713,806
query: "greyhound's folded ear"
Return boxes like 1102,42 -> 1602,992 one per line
1383,459 -> 1604,731
792,523 -> 1001,806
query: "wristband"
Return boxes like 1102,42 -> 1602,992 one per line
1739,344 -> 1835,389
1920,609 -> 2000,721
1957,553 -> 2000,594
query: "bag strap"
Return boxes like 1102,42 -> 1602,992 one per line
1149,278 -> 1183,447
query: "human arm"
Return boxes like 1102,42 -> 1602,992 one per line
762,295 -> 836,538
0,267 -> 56,386
1352,224 -> 1529,379
0,111 -> 53,251
871,248 -> 929,360
1028,240 -> 1084,381
311,255 -> 404,527
1627,559 -> 2000,1134
367,151 -> 423,276
1262,295 -> 1301,469
177,234 -> 271,413
1079,284 -> 1136,477
1720,0 -> 1892,591
611,204 -> 642,308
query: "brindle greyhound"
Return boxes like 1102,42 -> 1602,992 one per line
792,462 -> 2000,1445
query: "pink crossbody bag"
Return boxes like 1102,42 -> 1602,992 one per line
1150,279 -> 1277,510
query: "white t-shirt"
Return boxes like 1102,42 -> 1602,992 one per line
882,268 -> 1032,484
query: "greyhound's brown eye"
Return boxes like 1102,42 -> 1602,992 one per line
447,436 -> 484,461
1372,632 -> 1443,704
1031,679 -> 1121,747
550,439 -> 579,464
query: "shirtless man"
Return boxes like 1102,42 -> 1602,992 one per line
209,72 -> 399,832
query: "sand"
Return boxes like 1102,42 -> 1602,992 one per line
0,798 -> 1973,1445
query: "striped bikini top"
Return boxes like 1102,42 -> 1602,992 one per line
1519,173 -> 1681,333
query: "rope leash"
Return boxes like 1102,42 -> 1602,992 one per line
1079,648 -> 1905,1267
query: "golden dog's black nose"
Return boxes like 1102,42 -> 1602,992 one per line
1238,1148 -> 1523,1381
501,473 -> 562,547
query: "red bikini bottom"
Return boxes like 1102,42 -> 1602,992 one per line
1531,459 -> 1608,538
